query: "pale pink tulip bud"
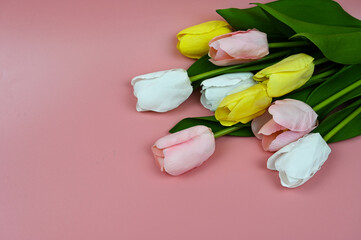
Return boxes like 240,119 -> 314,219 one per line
152,126 -> 215,176
208,29 -> 269,66
251,99 -> 318,152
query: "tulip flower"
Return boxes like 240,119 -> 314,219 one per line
152,125 -> 215,176
253,53 -> 315,97
215,83 -> 272,126
177,21 -> 232,59
208,29 -> 269,66
267,133 -> 331,188
200,72 -> 256,111
131,69 -> 193,112
251,99 -> 318,152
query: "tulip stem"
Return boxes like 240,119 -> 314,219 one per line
189,50 -> 290,83
268,41 -> 311,48
214,126 -> 241,138
323,104 -> 361,142
310,67 -> 339,81
301,67 -> 340,89
313,57 -> 329,65
313,78 -> 361,112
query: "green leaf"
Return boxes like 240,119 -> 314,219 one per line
216,7 -> 284,40
265,0 -> 361,28
187,55 -> 218,77
277,85 -> 315,102
293,31 -> 361,64
254,2 -> 361,64
169,116 -> 254,137
306,64 -> 361,119
313,98 -> 361,143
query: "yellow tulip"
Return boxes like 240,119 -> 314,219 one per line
253,53 -> 315,97
215,83 -> 272,126
177,21 -> 232,59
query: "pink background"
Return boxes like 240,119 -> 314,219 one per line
1,0 -> 361,239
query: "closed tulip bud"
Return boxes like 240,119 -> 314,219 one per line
208,29 -> 269,66
267,133 -> 331,188
152,126 -> 215,176
131,69 -> 193,112
177,21 -> 232,59
200,72 -> 256,111
215,83 -> 272,126
252,99 -> 318,152
253,53 -> 315,97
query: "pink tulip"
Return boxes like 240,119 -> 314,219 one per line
152,125 -> 215,176
251,99 -> 318,152
208,29 -> 269,66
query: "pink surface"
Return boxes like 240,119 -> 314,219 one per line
0,0 -> 360,239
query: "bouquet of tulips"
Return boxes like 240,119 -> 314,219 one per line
131,0 -> 361,188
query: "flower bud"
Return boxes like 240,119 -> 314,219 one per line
267,133 -> 331,188
215,83 -> 272,126
200,72 -> 256,111
253,53 -> 315,97
208,29 -> 269,66
131,69 -> 193,112
152,126 -> 215,176
177,21 -> 232,59
252,99 -> 318,152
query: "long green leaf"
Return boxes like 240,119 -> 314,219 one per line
187,55 -> 218,77
216,7 -> 284,40
313,98 -> 361,143
306,64 -> 361,119
265,0 -> 361,28
169,116 -> 254,137
254,2 -> 361,64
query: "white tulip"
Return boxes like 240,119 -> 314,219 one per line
200,72 -> 256,111
267,133 -> 331,188
131,69 -> 193,112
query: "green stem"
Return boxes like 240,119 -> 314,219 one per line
313,57 -> 329,65
268,41 -> 311,48
214,126 -> 241,138
323,105 -> 361,142
310,67 -> 339,81
189,50 -> 290,83
190,65 -> 242,83
313,78 -> 361,112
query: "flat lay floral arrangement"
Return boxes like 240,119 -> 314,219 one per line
131,0 -> 361,188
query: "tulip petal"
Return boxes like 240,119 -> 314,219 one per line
154,125 -> 212,149
254,53 -> 314,77
152,126 -> 215,176
269,99 -> 318,132
177,25 -> 232,59
200,73 -> 255,111
267,133 -> 331,188
215,83 -> 272,126
208,29 -> 269,66
177,20 -> 231,37
253,53 -> 315,97
251,111 -> 273,139
163,131 -> 215,176
219,31 -> 268,59
131,69 -> 193,112
152,146 -> 165,171
265,65 -> 314,97
261,131 -> 282,151
258,118 -> 286,136
266,130 -> 310,152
